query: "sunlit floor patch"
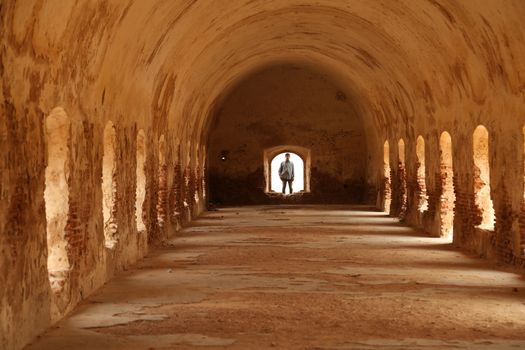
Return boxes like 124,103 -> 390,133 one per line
27,205 -> 525,350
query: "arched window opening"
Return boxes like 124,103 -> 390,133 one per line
102,121 -> 118,248
44,107 -> 71,290
157,135 -> 167,228
416,136 -> 428,212
263,145 -> 310,194
439,132 -> 455,239
473,125 -> 495,230
398,139 -> 407,217
136,130 -> 146,233
270,152 -> 304,194
383,141 -> 391,213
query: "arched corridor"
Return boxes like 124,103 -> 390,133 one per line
3,1 -> 525,349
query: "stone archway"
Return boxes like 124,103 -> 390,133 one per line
263,145 -> 311,194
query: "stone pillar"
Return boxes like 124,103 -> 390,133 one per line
404,137 -> 420,226
422,133 -> 441,237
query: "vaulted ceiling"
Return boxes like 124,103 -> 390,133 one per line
4,0 -> 525,145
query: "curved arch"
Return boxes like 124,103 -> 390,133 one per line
206,63 -> 368,204
416,135 -> 428,212
162,1 -> 483,151
439,131 -> 455,239
473,125 -> 494,230
102,121 -> 118,248
440,132 -> 453,164
44,107 -> 71,290
199,55 -> 372,144
174,2 -> 435,143
264,145 -> 311,193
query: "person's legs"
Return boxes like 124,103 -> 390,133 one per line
288,180 -> 293,194
282,179 -> 286,194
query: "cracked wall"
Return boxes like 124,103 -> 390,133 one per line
208,65 -> 369,205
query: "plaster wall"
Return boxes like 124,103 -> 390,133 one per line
2,1 -> 525,349
208,65 -> 369,205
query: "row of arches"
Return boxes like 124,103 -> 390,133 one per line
43,110 -> 204,290
383,126 -> 495,240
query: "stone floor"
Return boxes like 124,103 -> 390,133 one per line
27,205 -> 525,349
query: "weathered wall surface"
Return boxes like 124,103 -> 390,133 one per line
2,1 -> 525,349
0,3 -> 205,349
208,65 -> 368,205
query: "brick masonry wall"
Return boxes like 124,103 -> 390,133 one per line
0,94 -> 206,350
385,125 -> 525,270
169,161 -> 183,230
3,2 -> 525,349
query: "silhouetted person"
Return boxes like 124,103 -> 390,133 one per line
279,153 -> 294,194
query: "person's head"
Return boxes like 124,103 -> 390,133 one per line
285,153 -> 290,161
